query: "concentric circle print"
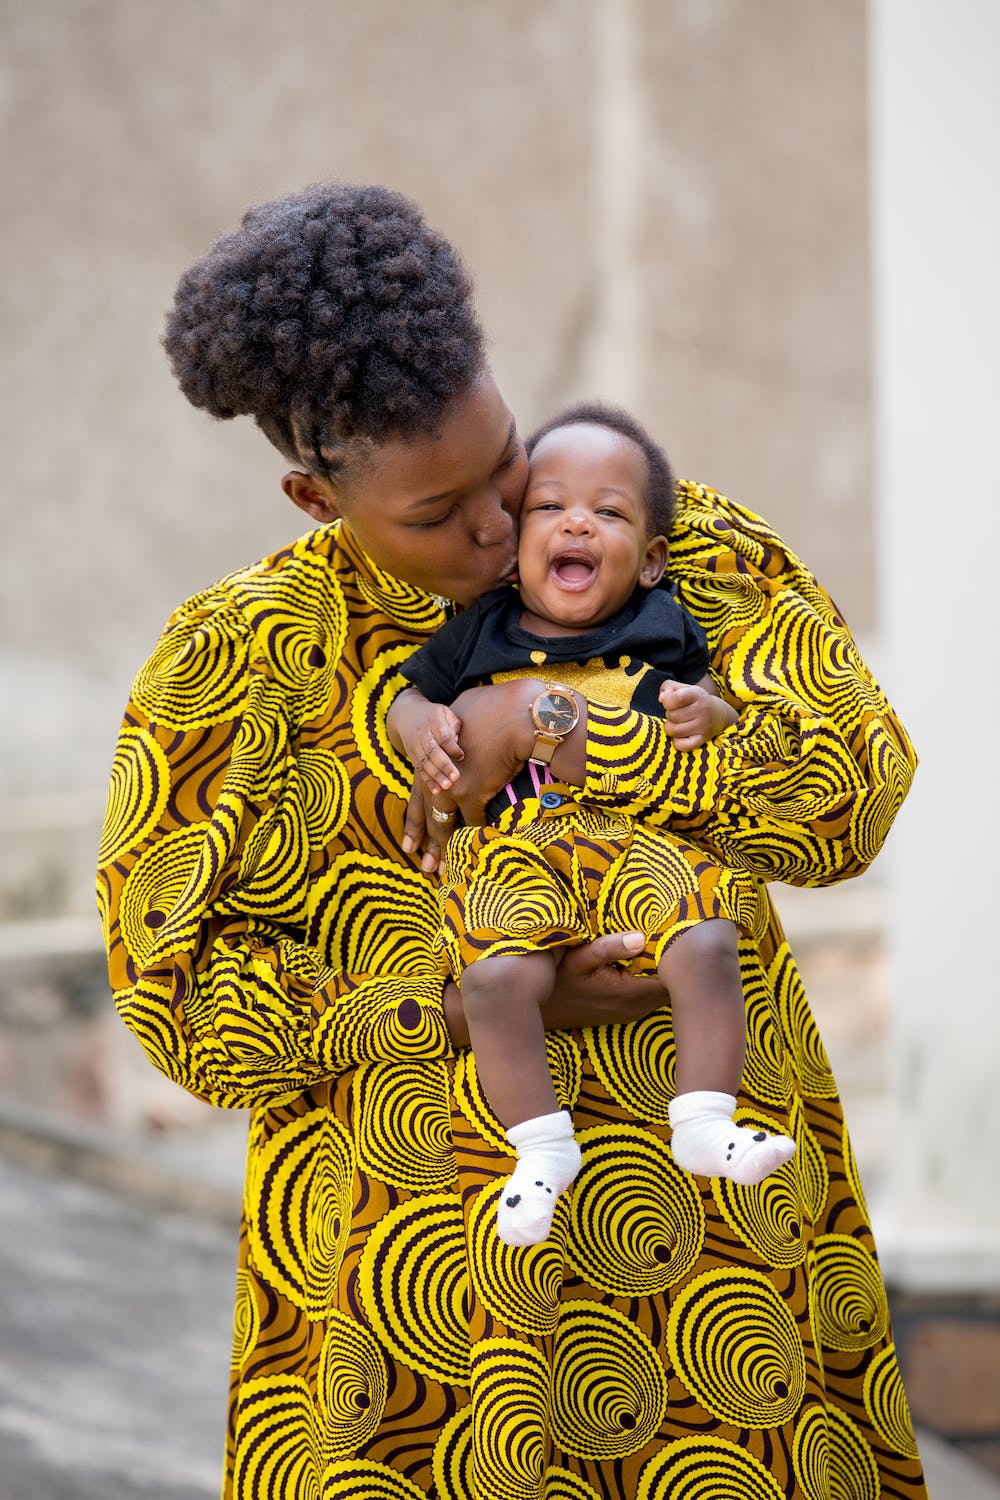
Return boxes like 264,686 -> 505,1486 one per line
131,607 -> 249,731
247,1108 -> 354,1318
770,943 -> 838,1098
98,727 -> 171,866
317,1310 -> 389,1457
320,1458 -> 429,1498
667,1269 -> 806,1427
790,1095 -> 830,1224
566,1125 -> 705,1295
237,797 -> 310,917
232,1374 -> 320,1500
431,1406 -> 473,1500
740,952 -> 794,1108
637,1436 -> 786,1499
842,1119 -> 870,1224
450,1049 -> 510,1153
231,1266 -> 261,1371
470,1338 -> 549,1499
551,1302 -> 669,1460
355,556 -> 452,631
353,1059 -> 456,1192
467,1184 -> 564,1335
351,646 -> 422,798
118,824 -> 211,966
544,1468 -> 603,1500
239,545 -> 348,725
296,747 -> 352,847
863,1345 -> 919,1458
358,1193 -> 471,1384
460,835 -> 580,940
812,1235 -> 889,1352
585,1011 -> 676,1123
828,1405 -> 881,1500
308,854 -> 440,974
792,1405 -> 832,1500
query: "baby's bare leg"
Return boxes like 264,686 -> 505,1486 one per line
461,951 -> 560,1125
658,920 -> 795,1185
461,951 -> 581,1246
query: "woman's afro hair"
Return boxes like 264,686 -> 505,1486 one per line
525,400 -> 677,537
163,182 -> 486,477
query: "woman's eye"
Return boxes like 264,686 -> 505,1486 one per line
496,439 -> 522,471
414,506 -> 457,530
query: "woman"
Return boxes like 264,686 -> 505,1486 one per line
97,183 -> 927,1499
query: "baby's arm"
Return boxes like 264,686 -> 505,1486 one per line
658,674 -> 738,751
387,685 -> 464,797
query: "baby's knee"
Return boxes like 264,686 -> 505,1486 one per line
460,953 -> 552,1017
673,918 -> 741,976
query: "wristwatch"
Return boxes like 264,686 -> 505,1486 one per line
529,682 -> 581,765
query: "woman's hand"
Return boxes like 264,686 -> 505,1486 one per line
445,680 -> 544,824
442,931 -> 665,1047
401,782 -> 459,874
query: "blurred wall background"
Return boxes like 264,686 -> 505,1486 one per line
2,0 -> 998,1471
1,0 -> 873,796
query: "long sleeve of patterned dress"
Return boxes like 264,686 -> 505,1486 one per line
580,482 -> 917,886
96,530 -> 457,1110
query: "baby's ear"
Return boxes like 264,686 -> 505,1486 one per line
639,535 -> 669,589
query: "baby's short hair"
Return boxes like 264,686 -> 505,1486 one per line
525,401 -> 676,537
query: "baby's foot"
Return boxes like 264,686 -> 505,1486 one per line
496,1111 -> 582,1247
668,1090 -> 795,1186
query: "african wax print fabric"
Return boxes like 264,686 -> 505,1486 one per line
437,797 -> 769,976
97,483 -> 928,1500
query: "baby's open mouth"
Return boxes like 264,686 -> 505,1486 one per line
550,551 -> 597,589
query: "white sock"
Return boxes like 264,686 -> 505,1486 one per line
668,1090 -> 796,1185
496,1110 -> 582,1247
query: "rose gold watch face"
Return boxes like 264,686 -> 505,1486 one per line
535,691 -> 577,735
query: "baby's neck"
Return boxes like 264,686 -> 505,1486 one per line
516,603 -> 608,639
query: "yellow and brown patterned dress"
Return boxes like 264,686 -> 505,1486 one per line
97,482 -> 927,1500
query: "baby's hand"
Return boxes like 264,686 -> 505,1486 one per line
658,680 -> 737,750
387,687 -> 465,796
405,704 -> 464,796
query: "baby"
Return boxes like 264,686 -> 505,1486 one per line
388,402 -> 795,1246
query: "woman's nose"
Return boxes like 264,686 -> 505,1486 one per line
471,494 -> 515,548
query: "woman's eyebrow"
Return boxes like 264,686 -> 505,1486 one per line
405,419 -> 518,511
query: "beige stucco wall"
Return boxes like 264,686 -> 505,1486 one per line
1,0 -> 872,796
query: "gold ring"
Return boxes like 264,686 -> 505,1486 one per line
430,807 -> 456,824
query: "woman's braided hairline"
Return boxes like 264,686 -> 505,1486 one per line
163,182 -> 486,478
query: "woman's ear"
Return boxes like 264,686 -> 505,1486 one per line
638,535 -> 669,589
282,470 -> 341,525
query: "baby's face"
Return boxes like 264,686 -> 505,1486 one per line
516,423 -> 667,635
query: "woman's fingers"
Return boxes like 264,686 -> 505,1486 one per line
401,783 -> 428,853
559,930 -> 645,974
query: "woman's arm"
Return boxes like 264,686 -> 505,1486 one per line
438,507 -> 916,887
98,597 -> 463,1110
568,488 -> 917,887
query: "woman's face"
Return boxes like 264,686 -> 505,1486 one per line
289,374 -> 526,605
